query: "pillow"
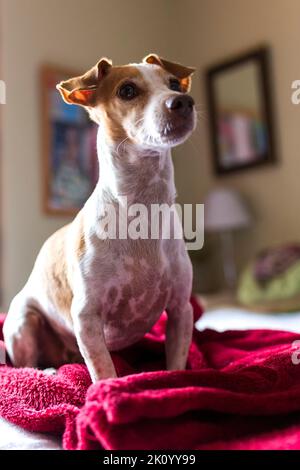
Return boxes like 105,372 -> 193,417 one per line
238,260 -> 300,312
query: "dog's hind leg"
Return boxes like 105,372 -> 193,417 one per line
3,292 -> 42,368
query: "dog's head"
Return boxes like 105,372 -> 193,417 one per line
57,54 -> 196,151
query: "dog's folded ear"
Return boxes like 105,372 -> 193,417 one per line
56,58 -> 112,106
143,53 -> 195,92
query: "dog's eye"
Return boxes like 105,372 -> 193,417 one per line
118,82 -> 138,100
169,78 -> 182,92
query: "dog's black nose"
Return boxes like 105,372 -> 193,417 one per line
165,94 -> 195,117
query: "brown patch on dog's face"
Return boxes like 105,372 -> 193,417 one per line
143,53 -> 195,92
90,64 -> 195,149
57,56 -> 196,150
90,66 -> 150,145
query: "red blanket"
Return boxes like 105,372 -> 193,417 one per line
1,300 -> 300,450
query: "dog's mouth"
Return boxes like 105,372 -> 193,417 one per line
160,118 -> 195,145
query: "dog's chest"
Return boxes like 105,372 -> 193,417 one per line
87,251 -> 171,350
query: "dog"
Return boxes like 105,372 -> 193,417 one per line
3,54 -> 196,382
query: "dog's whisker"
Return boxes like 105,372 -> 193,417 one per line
116,136 -> 130,157
186,137 -> 201,156
134,117 -> 145,127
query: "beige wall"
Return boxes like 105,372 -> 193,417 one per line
172,0 -> 300,274
0,0 -> 173,308
1,0 -> 300,306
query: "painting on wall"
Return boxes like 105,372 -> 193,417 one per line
205,47 -> 277,175
41,66 -> 98,215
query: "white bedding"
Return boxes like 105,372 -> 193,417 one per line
0,416 -> 61,450
2,307 -> 300,450
196,307 -> 300,333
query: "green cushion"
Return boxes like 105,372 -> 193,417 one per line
238,260 -> 300,311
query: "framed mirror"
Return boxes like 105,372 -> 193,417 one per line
205,47 -> 277,175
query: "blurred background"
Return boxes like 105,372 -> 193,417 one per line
0,0 -> 300,311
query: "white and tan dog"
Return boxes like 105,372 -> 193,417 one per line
3,54 -> 196,382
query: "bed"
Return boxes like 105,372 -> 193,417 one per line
1,305 -> 300,450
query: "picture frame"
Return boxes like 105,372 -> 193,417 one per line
205,47 -> 277,175
41,65 -> 98,215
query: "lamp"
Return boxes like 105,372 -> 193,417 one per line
204,188 -> 252,289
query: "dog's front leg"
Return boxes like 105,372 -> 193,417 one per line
165,301 -> 193,370
71,298 -> 116,383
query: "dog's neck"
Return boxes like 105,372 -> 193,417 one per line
95,131 -> 176,208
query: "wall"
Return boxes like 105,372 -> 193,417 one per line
172,0 -> 300,274
0,0 -> 173,308
2,0 -> 299,305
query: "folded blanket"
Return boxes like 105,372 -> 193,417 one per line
1,300 -> 300,450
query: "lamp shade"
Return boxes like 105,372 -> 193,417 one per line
204,188 -> 252,232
